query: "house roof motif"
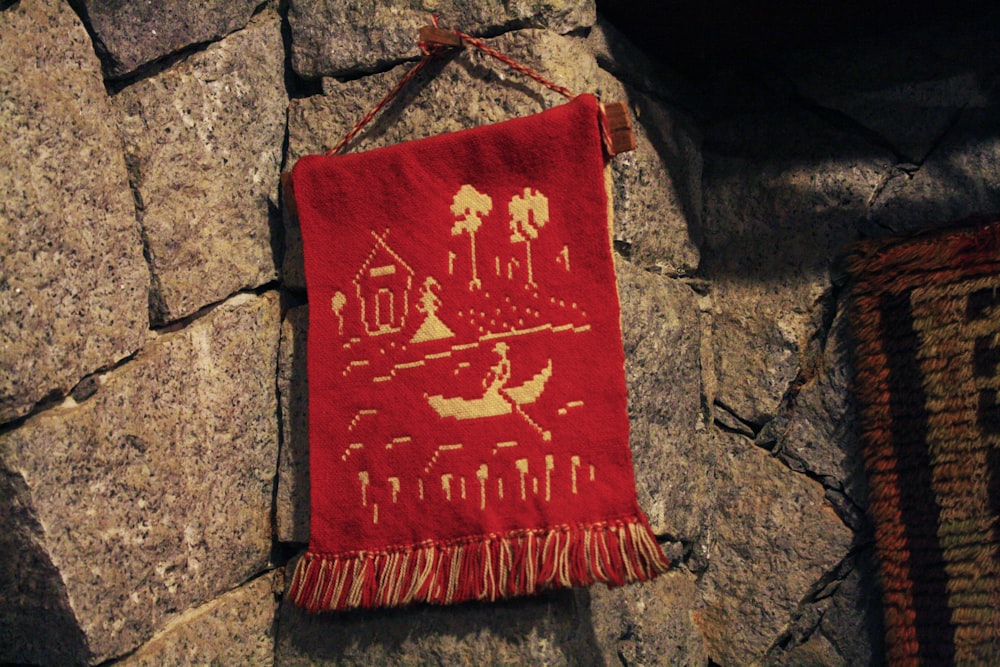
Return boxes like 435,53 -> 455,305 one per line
354,231 -> 415,286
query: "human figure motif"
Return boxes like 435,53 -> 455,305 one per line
417,277 -> 442,317
410,277 -> 455,343
425,342 -> 552,440
483,342 -> 511,396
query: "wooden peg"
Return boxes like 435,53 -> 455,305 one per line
419,25 -> 463,49
602,102 -> 636,156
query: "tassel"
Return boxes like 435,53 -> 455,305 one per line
289,516 -> 669,613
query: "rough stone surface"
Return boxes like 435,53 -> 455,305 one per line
600,71 -> 702,275
0,292 -> 280,663
586,18 -> 689,103
285,29 -> 699,287
772,549 -> 883,666
120,570 -> 281,667
775,27 -> 994,164
0,0 -> 148,423
277,304 -> 309,544
76,0 -> 259,78
766,308 -> 868,512
701,108 -> 894,424
775,633 -> 842,666
868,100 -> 1000,233
287,0 -> 596,78
694,433 -> 852,666
116,10 -> 286,323
585,571 -> 709,666
616,262 -> 703,537
275,587 -> 598,666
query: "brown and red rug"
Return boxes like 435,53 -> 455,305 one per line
846,217 -> 1000,665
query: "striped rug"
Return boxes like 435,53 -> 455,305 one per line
846,218 -> 1000,665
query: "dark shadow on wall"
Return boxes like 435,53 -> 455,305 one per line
592,3 -> 1000,665
596,0 -> 998,81
683,11 -> 1000,284
0,472 -> 92,665
694,80 -> 1000,285
589,0 -> 1000,287
850,545 -> 887,663
275,585 -> 604,665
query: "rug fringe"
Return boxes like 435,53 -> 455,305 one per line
288,517 -> 669,612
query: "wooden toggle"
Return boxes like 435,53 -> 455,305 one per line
602,102 -> 636,156
419,25 -> 464,49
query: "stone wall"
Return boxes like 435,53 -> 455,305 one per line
2,0 -> 999,664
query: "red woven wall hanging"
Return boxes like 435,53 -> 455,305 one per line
287,28 -> 667,612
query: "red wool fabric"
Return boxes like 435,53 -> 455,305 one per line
288,94 -> 668,612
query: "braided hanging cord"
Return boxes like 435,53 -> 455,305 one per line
326,18 -> 588,156
450,29 -> 576,101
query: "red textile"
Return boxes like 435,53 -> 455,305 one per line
289,94 -> 667,611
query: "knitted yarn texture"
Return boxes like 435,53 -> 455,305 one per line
288,94 -> 668,612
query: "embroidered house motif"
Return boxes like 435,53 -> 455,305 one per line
355,233 -> 415,336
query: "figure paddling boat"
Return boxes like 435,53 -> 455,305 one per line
425,342 -> 553,440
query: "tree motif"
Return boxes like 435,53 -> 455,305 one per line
331,291 -> 347,335
451,185 -> 492,290
508,188 -> 549,287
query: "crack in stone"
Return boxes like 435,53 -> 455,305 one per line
279,0 -> 322,99
0,286 -> 283,432
91,566 -> 281,667
713,398 -> 763,439
136,224 -> 169,327
152,282 -> 281,334
862,102 -> 967,224
760,547 -> 863,663
761,62 -> 910,163
120,137 -> 168,327
913,102 -> 968,167
98,9 -> 275,91
0,349 -> 141,433
865,168 -> 897,212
